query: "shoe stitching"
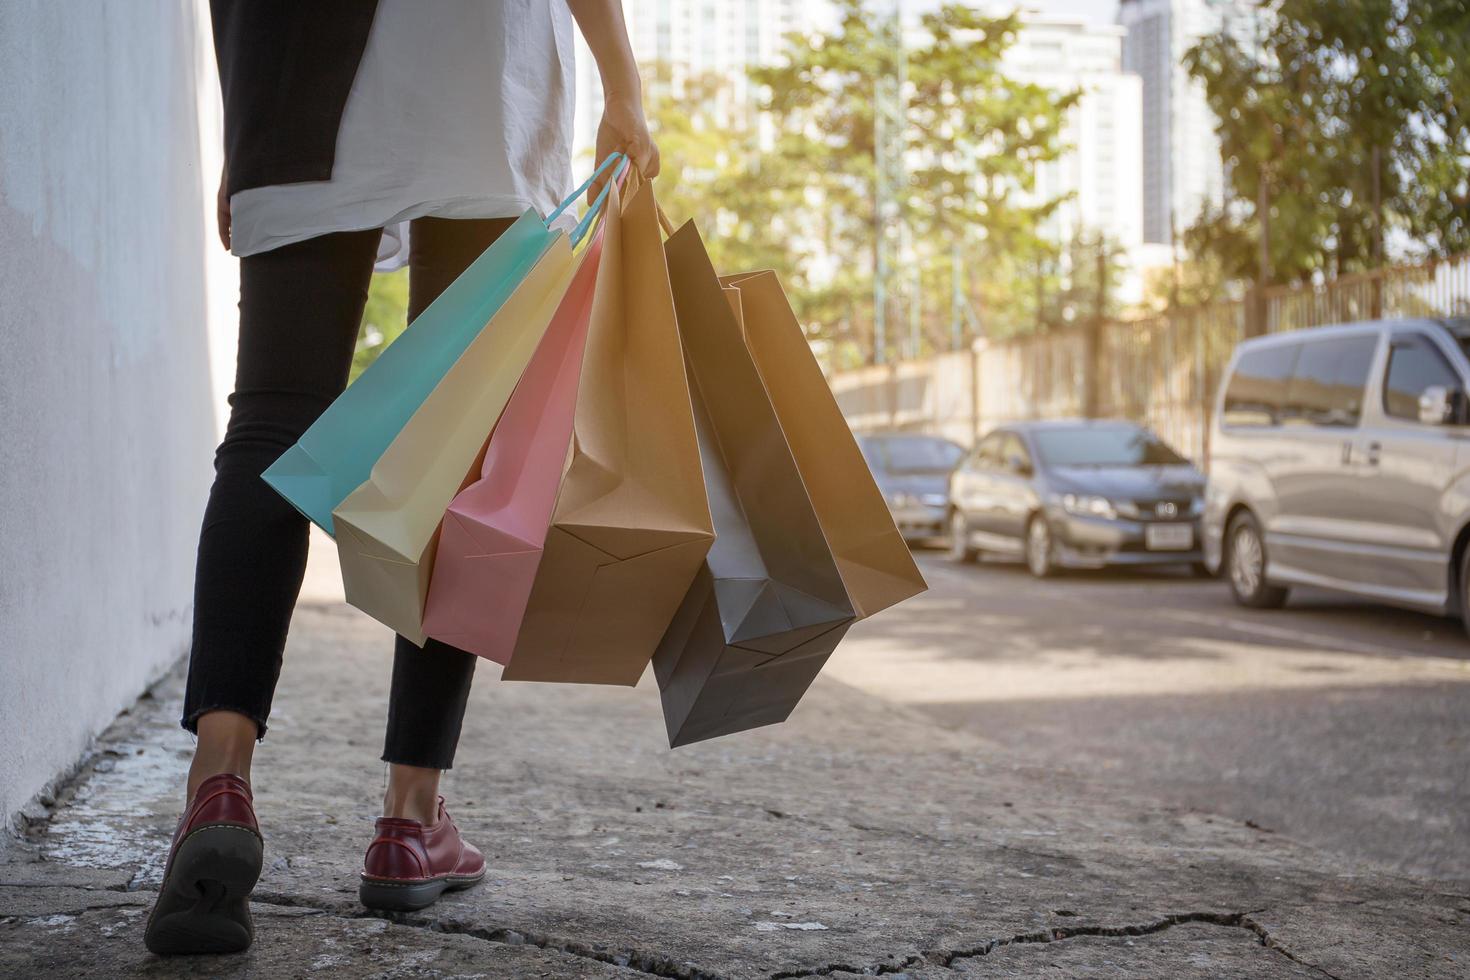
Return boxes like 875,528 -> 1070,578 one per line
358,870 -> 486,886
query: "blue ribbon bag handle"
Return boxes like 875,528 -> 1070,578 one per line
546,152 -> 631,248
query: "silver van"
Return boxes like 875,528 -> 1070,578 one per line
1205,318 -> 1470,630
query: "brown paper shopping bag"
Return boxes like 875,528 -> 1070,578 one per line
722,270 -> 926,618
500,172 -> 714,686
654,220 -> 857,746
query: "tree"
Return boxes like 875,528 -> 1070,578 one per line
748,0 -> 1078,360
906,5 -> 1079,341
350,267 -> 408,383
1184,0 -> 1470,289
642,68 -> 801,293
746,3 -> 891,363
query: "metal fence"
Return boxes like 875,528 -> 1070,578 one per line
830,253 -> 1470,461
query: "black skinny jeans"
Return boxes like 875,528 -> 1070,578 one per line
182,217 -> 515,770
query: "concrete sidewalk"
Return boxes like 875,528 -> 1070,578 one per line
3,546 -> 1468,978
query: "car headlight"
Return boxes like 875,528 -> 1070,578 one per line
919,492 -> 947,508
887,491 -> 916,508
1061,493 -> 1117,520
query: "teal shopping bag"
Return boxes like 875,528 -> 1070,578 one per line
263,154 -> 625,535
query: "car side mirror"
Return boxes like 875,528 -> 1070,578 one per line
1005,453 -> 1031,476
1418,385 -> 1464,425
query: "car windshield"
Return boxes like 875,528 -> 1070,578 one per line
1032,426 -> 1186,467
869,436 -> 965,473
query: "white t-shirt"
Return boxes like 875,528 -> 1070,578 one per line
229,0 -> 577,259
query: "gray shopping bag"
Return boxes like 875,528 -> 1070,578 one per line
654,219 -> 856,747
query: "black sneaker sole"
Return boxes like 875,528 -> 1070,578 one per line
144,824 -> 263,955
358,869 -> 484,912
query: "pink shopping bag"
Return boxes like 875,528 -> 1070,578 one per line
419,230 -> 604,663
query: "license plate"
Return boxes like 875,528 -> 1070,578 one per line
1146,523 -> 1194,551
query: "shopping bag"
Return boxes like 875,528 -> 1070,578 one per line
654,219 -> 856,747
499,171 -> 714,686
329,158 -> 625,644
721,270 -> 926,618
419,221 -> 606,663
263,154 -> 627,536
331,238 -> 580,643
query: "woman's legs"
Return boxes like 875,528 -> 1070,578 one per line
378,216 -> 516,825
182,216 -> 515,818
181,228 -> 381,798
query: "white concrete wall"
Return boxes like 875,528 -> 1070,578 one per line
0,1 -> 230,824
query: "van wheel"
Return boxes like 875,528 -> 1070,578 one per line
949,511 -> 977,564
1226,511 -> 1289,609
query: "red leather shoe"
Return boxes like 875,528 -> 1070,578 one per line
359,798 -> 485,911
143,773 -> 263,955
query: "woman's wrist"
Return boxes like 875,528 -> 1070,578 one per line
600,72 -> 642,105
602,89 -> 647,130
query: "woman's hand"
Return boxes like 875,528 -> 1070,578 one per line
217,163 -> 232,251
567,0 -> 657,204
591,97 -> 660,203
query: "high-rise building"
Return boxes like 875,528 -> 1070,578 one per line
1118,0 -> 1262,245
1000,15 -> 1144,253
573,0 -> 825,161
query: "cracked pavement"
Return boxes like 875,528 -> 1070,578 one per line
2,542 -> 1467,978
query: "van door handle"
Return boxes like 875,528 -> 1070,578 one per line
1341,440 -> 1353,465
1365,441 -> 1381,466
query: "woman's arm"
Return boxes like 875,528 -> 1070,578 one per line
568,0 -> 659,199
217,162 -> 231,250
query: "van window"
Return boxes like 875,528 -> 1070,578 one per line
1222,343 -> 1300,427
1384,336 -> 1460,420
1283,335 -> 1378,427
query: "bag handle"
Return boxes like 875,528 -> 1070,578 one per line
614,159 -> 678,239
654,199 -> 676,238
545,152 -> 625,230
570,155 -> 630,248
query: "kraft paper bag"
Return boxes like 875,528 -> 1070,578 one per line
262,211 -> 554,536
419,227 -> 605,663
654,220 -> 857,747
721,270 -> 926,618
332,234 -> 582,644
501,172 -> 714,686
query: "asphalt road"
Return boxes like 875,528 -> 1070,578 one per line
827,549 -> 1470,883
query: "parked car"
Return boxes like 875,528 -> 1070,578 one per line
858,432 -> 967,541
1205,317 -> 1470,631
948,420 -> 1206,576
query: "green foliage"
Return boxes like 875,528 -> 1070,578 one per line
1184,0 -> 1470,288
645,0 -> 1079,362
905,7 -> 1076,263
350,268 -> 408,384
645,71 -> 797,289
1053,232 -> 1131,327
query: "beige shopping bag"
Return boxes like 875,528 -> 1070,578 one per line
500,171 -> 714,685
332,235 -> 582,645
722,270 -> 926,618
